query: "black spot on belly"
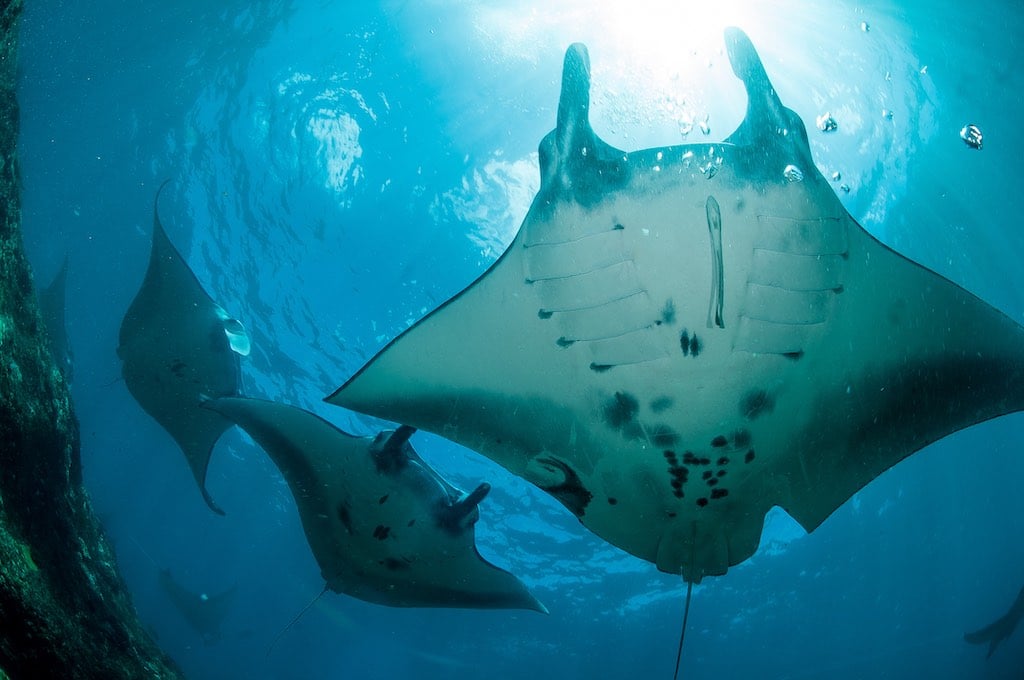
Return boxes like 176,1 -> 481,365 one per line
717,456 -> 729,466
717,469 -> 727,477
556,336 -> 574,348
378,494 -> 389,505
534,456 -> 593,517
707,477 -> 718,487
608,497 -> 618,505
711,488 -> 729,500
372,525 -> 391,540
538,309 -> 554,319
679,329 -> 701,357
650,396 -> 673,413
613,222 -> 625,231
382,557 -> 412,571
745,449 -> 756,464
604,392 -> 639,430
702,470 -> 713,480
406,519 -> 416,527
660,300 -> 677,325
337,503 -> 354,534
783,351 -> 804,361
696,497 -> 709,507
590,363 -> 613,373
740,389 -> 774,420
711,435 -> 728,448
667,512 -> 677,518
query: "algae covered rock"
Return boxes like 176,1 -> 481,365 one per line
0,2 -> 182,677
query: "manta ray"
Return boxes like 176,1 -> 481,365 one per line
158,568 -> 238,645
204,396 -> 546,612
38,254 -> 73,382
327,28 -> 1024,582
119,182 -> 251,514
965,583 -> 1024,659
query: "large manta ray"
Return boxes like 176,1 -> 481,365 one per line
119,182 -> 251,514
327,28 -> 1024,582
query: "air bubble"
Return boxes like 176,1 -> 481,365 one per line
960,123 -> 983,150
816,113 -> 837,133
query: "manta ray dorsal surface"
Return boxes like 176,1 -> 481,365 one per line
158,568 -> 237,644
118,182 -> 250,515
327,28 -> 1024,582
38,254 -> 73,382
205,397 -> 546,612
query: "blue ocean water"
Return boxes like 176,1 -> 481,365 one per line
15,0 -> 1024,678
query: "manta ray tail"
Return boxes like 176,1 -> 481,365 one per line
267,584 -> 330,657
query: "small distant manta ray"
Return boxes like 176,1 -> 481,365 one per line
158,568 -> 238,646
203,396 -> 546,613
38,254 -> 74,382
128,536 -> 238,645
328,28 -> 1024,584
965,583 -> 1024,659
118,181 -> 251,514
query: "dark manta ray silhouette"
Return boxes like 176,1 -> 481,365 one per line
38,254 -> 73,382
965,583 -> 1024,659
118,182 -> 250,514
328,28 -> 1024,583
158,568 -> 238,645
204,396 -> 546,612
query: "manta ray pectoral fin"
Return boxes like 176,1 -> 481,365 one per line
197,474 -> 225,516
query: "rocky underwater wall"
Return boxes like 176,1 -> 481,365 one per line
0,2 -> 182,677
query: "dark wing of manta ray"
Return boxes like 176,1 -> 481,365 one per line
38,254 -> 73,382
118,182 -> 250,514
204,396 -> 546,612
327,27 -> 1024,583
965,583 -> 1024,659
158,568 -> 238,645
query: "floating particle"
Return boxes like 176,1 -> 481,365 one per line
783,165 -> 804,183
882,109 -> 894,121
920,65 -> 928,75
816,112 -> 838,133
831,171 -> 842,181
699,116 -> 711,135
839,183 -> 851,193
960,124 -> 983,150
861,21 -> 870,32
